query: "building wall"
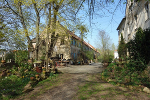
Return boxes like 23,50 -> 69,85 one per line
70,37 -> 81,60
30,21 -> 99,61
118,0 -> 150,43
117,18 -> 126,42
53,36 -> 71,60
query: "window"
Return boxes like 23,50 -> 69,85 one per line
42,40 -> 46,46
129,3 -> 133,12
74,53 -> 76,59
59,54 -> 63,59
73,40 -> 76,46
134,14 -> 137,22
79,43 -> 81,47
77,42 -> 79,47
71,38 -> 73,45
134,0 -> 138,2
145,3 -> 149,20
61,39 -> 65,45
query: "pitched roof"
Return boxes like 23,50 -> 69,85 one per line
117,17 -> 126,30
31,21 -> 99,54
69,31 -> 99,53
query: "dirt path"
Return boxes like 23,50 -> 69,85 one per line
34,74 -> 87,100
13,63 -> 150,100
57,62 -> 105,74
14,73 -> 88,100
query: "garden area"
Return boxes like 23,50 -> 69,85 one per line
101,28 -> 150,93
0,50 -> 57,100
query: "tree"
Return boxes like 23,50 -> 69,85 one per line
127,27 -> 150,65
85,51 -> 94,60
0,14 -> 26,50
0,15 -> 5,44
76,24 -> 88,60
97,30 -> 112,62
118,33 -> 127,59
0,0 -> 34,50
0,0 -> 119,69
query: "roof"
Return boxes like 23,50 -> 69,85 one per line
117,17 -> 126,30
32,38 -> 36,43
31,21 -> 100,54
69,31 -> 99,53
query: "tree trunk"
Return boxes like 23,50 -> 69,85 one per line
46,3 -> 52,70
45,0 -> 63,70
33,1 -> 40,60
18,2 -> 32,50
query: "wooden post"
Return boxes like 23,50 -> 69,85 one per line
2,52 -> 3,60
4,52 -> 6,60
61,54 -> 62,67
15,52 -> 16,63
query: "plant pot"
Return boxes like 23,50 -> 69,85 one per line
30,77 -> 35,81
28,59 -> 33,64
1,60 -> 5,63
119,58 -> 122,62
35,74 -> 39,78
42,67 -> 46,71
42,71 -> 46,74
36,67 -> 42,73
7,73 -> 10,76
103,63 -> 109,67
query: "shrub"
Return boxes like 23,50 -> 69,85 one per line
101,61 -> 150,87
5,51 -> 15,62
15,50 -> 28,66
127,27 -> 150,65
0,75 -> 29,95
126,59 -> 146,72
118,33 -> 127,59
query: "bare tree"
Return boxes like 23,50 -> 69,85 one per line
97,30 -> 112,62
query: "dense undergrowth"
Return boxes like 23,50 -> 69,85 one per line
103,27 -> 150,89
101,61 -> 150,88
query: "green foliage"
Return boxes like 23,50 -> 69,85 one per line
108,54 -> 113,63
101,54 -> 113,63
118,33 -> 127,59
25,71 -> 37,77
15,50 -> 28,66
97,30 -> 114,63
101,60 -> 150,86
0,15 -> 6,43
5,52 -> 15,62
0,75 -> 30,95
127,27 -> 150,65
85,51 -> 94,60
126,59 -> 146,72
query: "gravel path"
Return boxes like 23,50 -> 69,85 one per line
33,63 -> 105,100
13,63 -> 150,100
57,62 -> 105,74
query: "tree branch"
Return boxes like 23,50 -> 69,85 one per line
4,0 -> 20,17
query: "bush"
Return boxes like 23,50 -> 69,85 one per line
126,59 -> 146,72
127,27 -> 150,65
118,33 -> 127,59
102,28 -> 150,87
5,52 -> 15,62
0,75 -> 30,95
15,50 -> 28,66
101,61 -> 150,87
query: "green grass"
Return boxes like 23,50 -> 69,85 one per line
124,93 -> 130,97
77,82 -> 106,99
101,95 -> 110,99
79,95 -> 87,100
